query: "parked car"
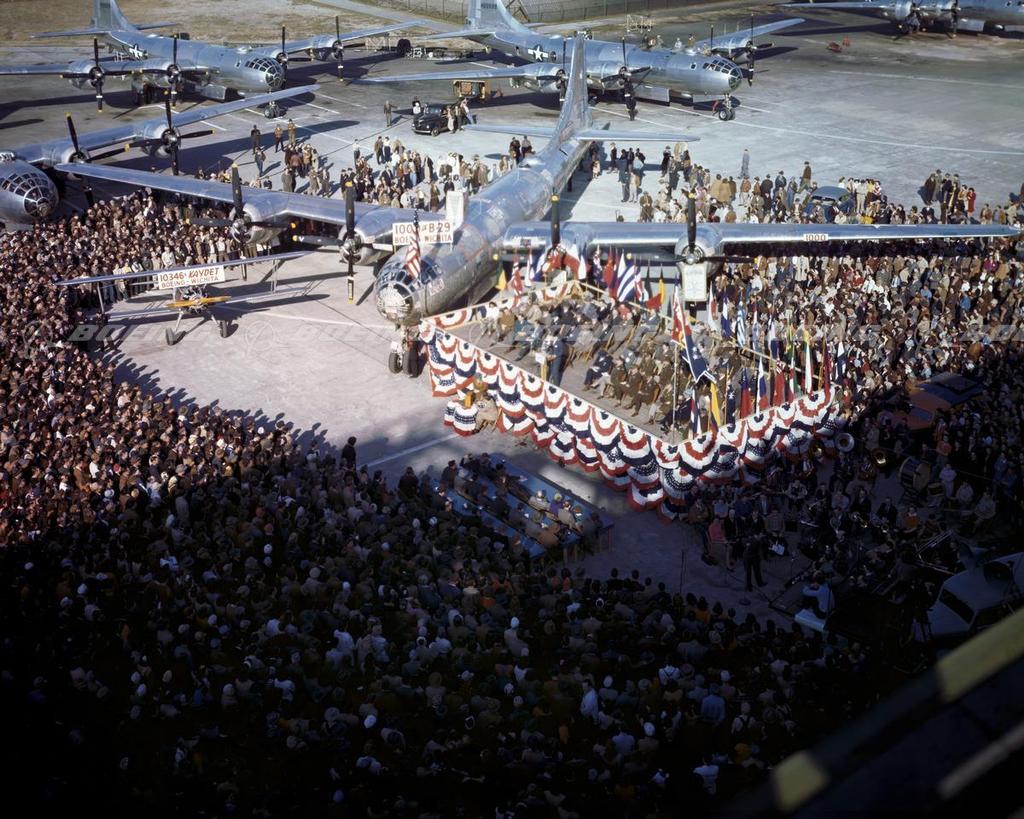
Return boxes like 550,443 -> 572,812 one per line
913,552 -> 1022,644
413,105 -> 455,137
896,372 -> 984,431
802,184 -> 855,222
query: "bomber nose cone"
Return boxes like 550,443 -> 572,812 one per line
728,68 -> 741,90
266,64 -> 285,90
24,186 -> 56,220
376,281 -> 416,323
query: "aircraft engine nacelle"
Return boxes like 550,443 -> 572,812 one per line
509,63 -> 565,93
886,0 -> 915,19
587,61 -> 646,89
66,59 -> 101,89
916,0 -> 956,20
307,34 -> 344,61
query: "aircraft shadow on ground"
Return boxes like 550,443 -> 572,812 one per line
0,116 -> 44,131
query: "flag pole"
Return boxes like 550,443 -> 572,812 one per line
671,340 -> 680,442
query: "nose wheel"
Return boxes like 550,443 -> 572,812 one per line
716,95 -> 736,121
264,101 -> 282,119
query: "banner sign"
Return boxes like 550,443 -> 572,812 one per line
156,264 -> 226,291
393,220 -> 454,247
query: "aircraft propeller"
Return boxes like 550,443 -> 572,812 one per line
188,165 -> 274,248
336,16 -> 345,78
747,16 -> 756,85
676,196 -> 753,266
86,38 -> 132,112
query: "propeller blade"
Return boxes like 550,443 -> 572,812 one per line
231,164 -> 244,216
336,15 -> 340,41
179,129 -> 215,140
687,196 -> 697,252
280,25 -> 288,77
170,143 -> 180,176
164,92 -> 173,130
344,182 -> 356,238
705,255 -> 754,264
748,15 -> 756,85
356,280 -> 376,306
188,217 -> 233,227
709,24 -> 714,51
93,39 -> 104,112
344,181 -> 356,277
88,145 -> 131,162
171,35 -> 179,106
65,113 -> 81,155
621,36 -> 626,66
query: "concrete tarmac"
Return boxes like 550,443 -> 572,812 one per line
1,3 -> 1021,612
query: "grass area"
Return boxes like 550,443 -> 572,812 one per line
0,0 -> 428,43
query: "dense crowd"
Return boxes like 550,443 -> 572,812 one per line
2,139 -> 1022,814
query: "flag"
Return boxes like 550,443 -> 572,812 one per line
833,340 -> 847,383
540,246 -> 564,277
787,345 -> 797,403
720,300 -> 732,340
773,359 -> 786,407
819,339 -> 831,399
672,288 -> 713,383
645,267 -> 665,311
615,254 -> 639,302
510,258 -> 524,295
767,316 -> 780,358
690,392 -> 701,437
756,357 -> 769,411
740,368 -> 753,419
563,242 -> 584,280
803,327 -> 813,393
736,301 -> 747,348
635,272 -> 651,305
591,247 -> 601,283
709,383 -> 722,432
751,308 -> 761,352
726,384 -> 736,426
601,250 -> 617,290
404,210 -> 421,280
530,250 -> 546,283
496,267 -> 507,291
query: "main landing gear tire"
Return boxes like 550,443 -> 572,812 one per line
388,350 -> 403,373
717,107 -> 735,121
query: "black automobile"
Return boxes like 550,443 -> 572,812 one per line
412,105 -> 455,137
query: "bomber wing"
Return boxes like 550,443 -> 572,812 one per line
500,219 -> 1020,253
51,162 -> 444,246
690,17 -> 805,54
251,20 -> 428,59
779,1 -> 904,17
462,121 -> 700,144
0,57 -> 154,75
360,63 -> 563,84
17,86 -> 317,166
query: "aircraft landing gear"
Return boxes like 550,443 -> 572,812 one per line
264,101 -> 282,119
715,95 -> 736,121
389,329 -> 421,377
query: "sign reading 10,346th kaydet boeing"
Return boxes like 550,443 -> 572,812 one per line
155,264 -> 226,291
392,220 -> 454,247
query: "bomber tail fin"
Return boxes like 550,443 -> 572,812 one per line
465,0 -> 532,35
35,0 -> 139,36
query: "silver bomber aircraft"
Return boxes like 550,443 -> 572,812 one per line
362,0 -> 804,120
58,36 -> 1019,364
782,0 -> 1024,35
0,0 -> 422,113
0,86 -> 314,226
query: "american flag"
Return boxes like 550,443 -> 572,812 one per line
404,210 -> 421,280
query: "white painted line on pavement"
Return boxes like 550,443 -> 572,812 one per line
828,69 -> 1024,90
202,119 -> 227,132
365,432 -> 464,467
315,92 -> 366,108
607,105 -> 1024,157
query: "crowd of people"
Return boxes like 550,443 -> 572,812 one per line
2,121 -> 1023,813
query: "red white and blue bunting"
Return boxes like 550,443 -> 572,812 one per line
420,285 -> 842,519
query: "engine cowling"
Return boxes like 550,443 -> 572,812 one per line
66,58 -> 101,89
509,63 -> 565,93
887,0 -> 915,19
